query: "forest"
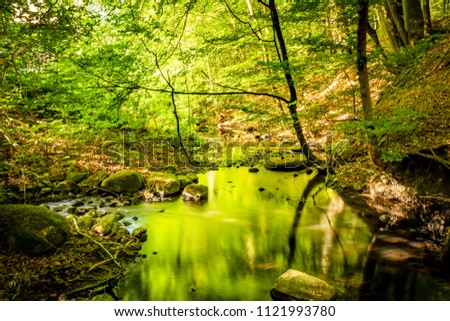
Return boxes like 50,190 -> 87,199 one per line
0,0 -> 449,301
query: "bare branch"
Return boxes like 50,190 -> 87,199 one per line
223,0 -> 273,43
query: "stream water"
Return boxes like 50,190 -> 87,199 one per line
107,168 -> 448,301
42,167 -> 450,300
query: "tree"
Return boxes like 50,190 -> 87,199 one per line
380,0 -> 426,49
356,0 -> 384,167
259,0 -> 322,164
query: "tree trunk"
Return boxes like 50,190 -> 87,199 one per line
265,0 -> 322,164
421,0 -> 432,36
385,0 -> 409,45
357,0 -> 384,168
403,0 -> 424,45
377,5 -> 404,50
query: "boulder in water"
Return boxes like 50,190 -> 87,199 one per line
146,172 -> 181,196
101,170 -> 144,193
0,204 -> 70,256
182,184 -> 208,201
271,269 -> 337,301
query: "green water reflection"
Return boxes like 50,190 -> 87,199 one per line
118,168 -> 372,300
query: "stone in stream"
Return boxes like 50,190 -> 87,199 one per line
77,215 -> 94,231
271,269 -> 338,301
132,227 -> 148,242
92,213 -> 120,236
186,173 -> 199,183
0,204 -> 70,256
101,170 -> 144,193
146,172 -> 181,196
177,175 -> 193,189
182,184 -> 208,202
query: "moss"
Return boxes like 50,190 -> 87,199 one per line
79,170 -> 107,190
101,170 -> 144,193
146,172 -> 181,196
0,205 -> 70,256
186,173 -> 199,183
65,172 -> 89,184
272,269 -> 337,301
177,175 -> 193,189
92,213 -> 120,236
182,184 -> 208,201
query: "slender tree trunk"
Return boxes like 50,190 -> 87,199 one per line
403,0 -> 424,45
377,5 -> 404,50
357,0 -> 384,168
265,0 -> 322,164
421,0 -> 432,36
385,0 -> 409,45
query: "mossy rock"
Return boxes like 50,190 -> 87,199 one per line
132,227 -> 148,242
182,184 -> 208,201
177,175 -> 193,189
264,155 -> 308,171
53,180 -> 77,192
101,170 -> 144,193
186,173 -> 199,183
146,172 -> 181,196
92,213 -> 120,236
79,171 -> 108,190
66,172 -> 89,184
270,269 -> 337,301
77,215 -> 94,231
0,205 -> 70,256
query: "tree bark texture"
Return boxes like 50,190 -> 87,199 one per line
402,0 -> 424,45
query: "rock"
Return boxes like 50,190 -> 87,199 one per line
0,205 -> 70,256
248,167 -> 260,173
146,172 -> 181,196
77,215 -> 93,231
114,226 -> 131,242
101,170 -> 144,193
72,200 -> 84,207
271,269 -> 337,301
92,213 -> 120,236
53,180 -> 77,192
66,172 -> 89,184
265,155 -> 308,171
79,171 -> 107,191
164,165 -> 178,173
177,175 -> 193,189
258,187 -> 265,192
132,227 -> 148,242
182,184 -> 208,201
186,173 -> 199,183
